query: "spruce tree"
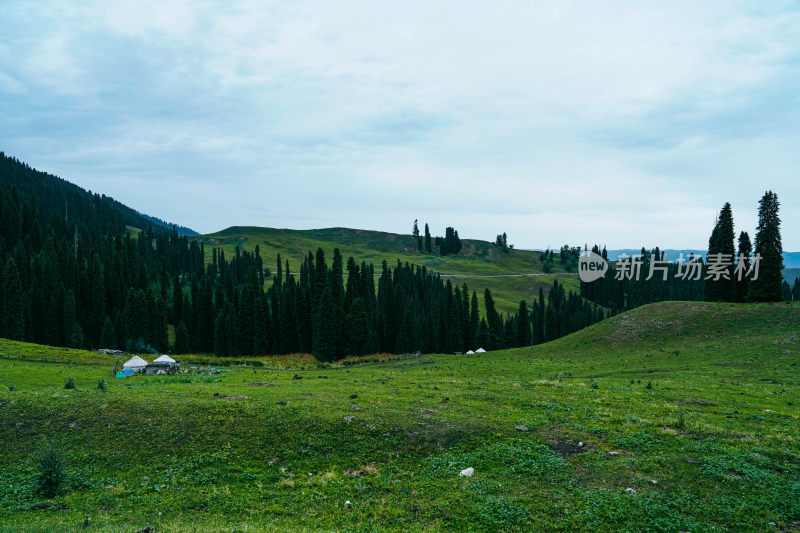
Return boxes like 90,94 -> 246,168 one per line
312,287 -> 337,361
1,258 -> 25,340
515,300 -> 531,347
483,289 -> 502,349
476,318 -> 489,350
705,202 -> 736,302
99,316 -> 116,349
735,231 -> 752,302
424,223 -> 432,253
63,290 -> 83,348
344,297 -> 369,356
174,321 -> 190,354
748,191 -> 784,302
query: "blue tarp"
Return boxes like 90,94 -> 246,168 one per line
123,368 -> 135,376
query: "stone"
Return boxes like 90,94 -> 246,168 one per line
345,500 -> 352,506
344,415 -> 355,422
578,442 -> 584,447
607,451 -> 620,456
625,487 -> 636,494
513,425 -> 528,432
651,480 -> 658,485
459,467 -> 474,477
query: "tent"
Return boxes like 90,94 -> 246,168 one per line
475,348 -> 486,353
123,356 -> 149,371
114,371 -> 126,379
153,354 -> 176,364
465,350 -> 475,355
123,368 -> 135,376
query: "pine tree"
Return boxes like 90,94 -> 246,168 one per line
515,300 -> 531,347
748,191 -> 784,302
544,300 -> 558,342
1,258 -> 25,340
214,309 -> 227,356
705,202 -> 736,302
344,297 -> 369,356
253,294 -> 269,355
174,321 -> 190,354
424,223 -> 432,253
735,231 -> 752,302
483,289 -> 502,349
312,287 -> 337,361
476,318 -> 489,350
99,316 -> 116,349
63,289 -> 83,348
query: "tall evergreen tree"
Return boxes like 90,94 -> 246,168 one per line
735,231 -> 752,302
99,316 -> 116,349
705,202 -> 736,302
174,321 -> 190,354
515,300 -> 531,347
1,258 -> 25,340
748,191 -> 784,302
424,223 -> 432,253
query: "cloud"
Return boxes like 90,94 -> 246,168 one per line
0,0 -> 798,249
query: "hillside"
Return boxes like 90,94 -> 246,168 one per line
198,226 -> 579,313
1,301 -> 798,531
0,152 -> 197,236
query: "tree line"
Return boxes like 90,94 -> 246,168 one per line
580,190 -> 786,310
0,154 -> 607,359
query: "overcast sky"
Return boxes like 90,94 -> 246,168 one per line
1,1 -> 798,249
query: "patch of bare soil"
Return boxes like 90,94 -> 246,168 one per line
546,437 -> 590,457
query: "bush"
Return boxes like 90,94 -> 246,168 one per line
8,385 -> 15,392
97,379 -> 106,392
35,442 -> 67,498
64,376 -> 77,390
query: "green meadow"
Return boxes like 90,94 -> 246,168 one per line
196,226 -> 578,314
1,301 -> 799,532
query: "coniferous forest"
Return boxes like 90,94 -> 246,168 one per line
1,153 -> 788,360
0,153 -> 607,360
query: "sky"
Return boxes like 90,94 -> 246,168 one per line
1,1 -> 799,250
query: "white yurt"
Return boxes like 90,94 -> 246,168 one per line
123,355 -> 149,371
475,348 -> 486,353
465,350 -> 475,355
153,354 -> 176,364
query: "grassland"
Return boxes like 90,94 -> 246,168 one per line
195,227 -> 578,314
1,301 -> 799,531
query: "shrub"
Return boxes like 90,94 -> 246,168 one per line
35,442 -> 67,498
64,376 -> 77,390
645,381 -> 653,390
8,385 -> 15,392
97,379 -> 106,392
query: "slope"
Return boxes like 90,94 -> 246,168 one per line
0,301 -> 798,531
197,226 -> 579,313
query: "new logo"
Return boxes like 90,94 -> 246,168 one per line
578,250 -> 608,283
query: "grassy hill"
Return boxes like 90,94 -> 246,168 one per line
197,226 -> 578,313
1,301 -> 798,531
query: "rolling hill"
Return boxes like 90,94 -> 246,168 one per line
197,226 -> 579,314
1,301 -> 798,531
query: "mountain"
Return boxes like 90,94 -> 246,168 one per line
0,152 -> 196,236
783,268 -> 800,284
197,226 -> 579,314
